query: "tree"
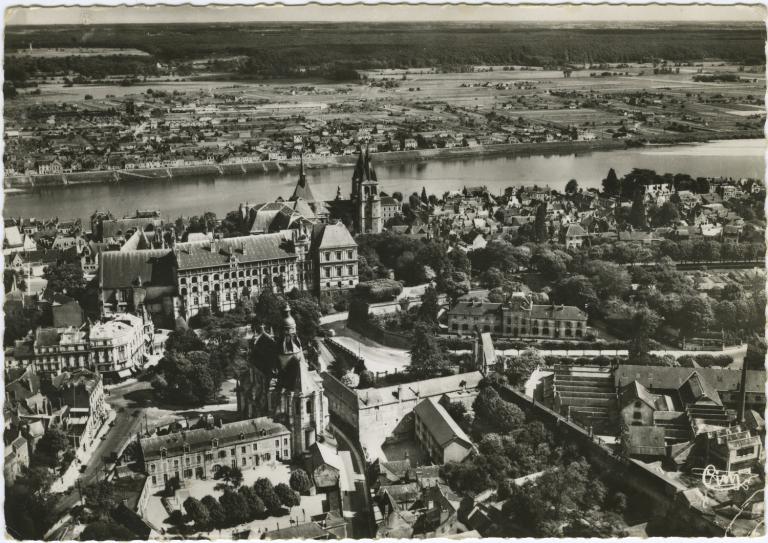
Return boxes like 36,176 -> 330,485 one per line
289,294 -> 323,345
213,465 -> 243,489
420,186 -> 429,204
602,168 -> 620,197
184,497 -> 211,531
156,350 -> 217,405
83,480 -> 117,519
472,386 -> 524,432
506,349 -> 543,388
409,322 -> 446,377
43,261 -> 86,301
417,285 -> 439,324
552,275 -> 599,314
583,261 -> 631,300
238,486 -> 266,518
677,296 -> 714,338
358,369 -> 375,388
275,483 -> 301,507
289,469 -> 312,495
34,423 -> 71,468
253,477 -> 275,499
534,203 -> 548,242
479,267 -> 505,289
219,489 -> 250,526
201,495 -> 226,529
652,201 -> 680,227
565,179 -> 579,195
80,519 -> 135,541
628,307 -> 662,364
165,328 -> 205,353
628,189 -> 647,229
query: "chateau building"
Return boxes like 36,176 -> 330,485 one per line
237,303 -> 329,456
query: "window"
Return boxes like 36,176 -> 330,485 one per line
324,267 -> 331,278
275,439 -> 280,448
633,412 -> 642,420
253,443 -> 258,451
151,475 -> 157,485
347,250 -> 353,259
347,265 -> 354,275
284,438 -> 288,446
737,447 -> 755,457
241,446 -> 246,454
336,266 -> 342,277
634,401 -> 642,408
230,448 -> 236,456
241,457 -> 246,466
218,450 -> 227,459
336,251 -> 342,260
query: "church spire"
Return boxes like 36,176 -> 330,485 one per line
290,151 -> 315,201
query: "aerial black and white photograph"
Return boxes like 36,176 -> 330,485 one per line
2,2 -> 766,540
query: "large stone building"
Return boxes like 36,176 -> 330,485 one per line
447,299 -> 588,339
322,371 -> 483,461
139,417 -> 291,490
99,222 -> 357,319
237,303 -> 329,456
350,147 -> 383,234
8,313 -> 149,381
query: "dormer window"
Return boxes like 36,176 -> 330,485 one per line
239,432 -> 245,441
183,443 -> 190,453
160,447 -> 167,459
212,438 -> 219,448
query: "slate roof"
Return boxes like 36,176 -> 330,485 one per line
525,304 -> 588,321
99,249 -> 175,288
565,223 -> 588,238
140,417 -> 289,461
627,426 -> 666,456
174,234 -> 295,270
414,397 -> 472,448
615,366 -> 766,395
51,368 -> 101,394
448,301 -> 502,317
678,372 -> 722,407
620,381 -> 666,410
313,221 -> 356,249
4,225 -> 23,247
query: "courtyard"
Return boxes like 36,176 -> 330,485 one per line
144,461 -> 327,538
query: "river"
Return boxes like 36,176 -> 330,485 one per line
4,139 -> 764,223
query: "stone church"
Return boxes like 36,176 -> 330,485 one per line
236,303 -> 329,456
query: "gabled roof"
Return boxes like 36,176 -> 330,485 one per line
353,371 -> 483,410
620,380 -> 665,411
678,371 -> 722,407
565,223 -> 588,238
615,366 -> 766,395
413,397 -> 472,449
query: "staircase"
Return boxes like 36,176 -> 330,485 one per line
548,366 -> 618,434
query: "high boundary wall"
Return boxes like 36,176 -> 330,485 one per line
498,385 -> 727,536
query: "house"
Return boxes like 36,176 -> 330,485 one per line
702,425 -> 763,472
413,398 -> 474,464
563,223 -> 588,249
50,369 -> 109,449
307,441 -> 365,514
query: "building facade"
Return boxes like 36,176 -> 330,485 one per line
237,304 -> 330,456
413,398 -> 474,464
351,148 -> 383,234
447,300 -> 588,339
140,417 -> 291,490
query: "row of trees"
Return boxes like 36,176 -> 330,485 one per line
182,475 -> 301,532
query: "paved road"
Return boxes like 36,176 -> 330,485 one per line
55,400 -> 144,513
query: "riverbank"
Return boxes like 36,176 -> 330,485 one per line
5,139 -> 627,191
6,131 -> 760,193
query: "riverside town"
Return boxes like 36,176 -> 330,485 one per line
2,4 -> 766,541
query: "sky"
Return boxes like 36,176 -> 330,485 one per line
6,2 -> 766,26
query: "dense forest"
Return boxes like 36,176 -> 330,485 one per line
5,22 -> 765,79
